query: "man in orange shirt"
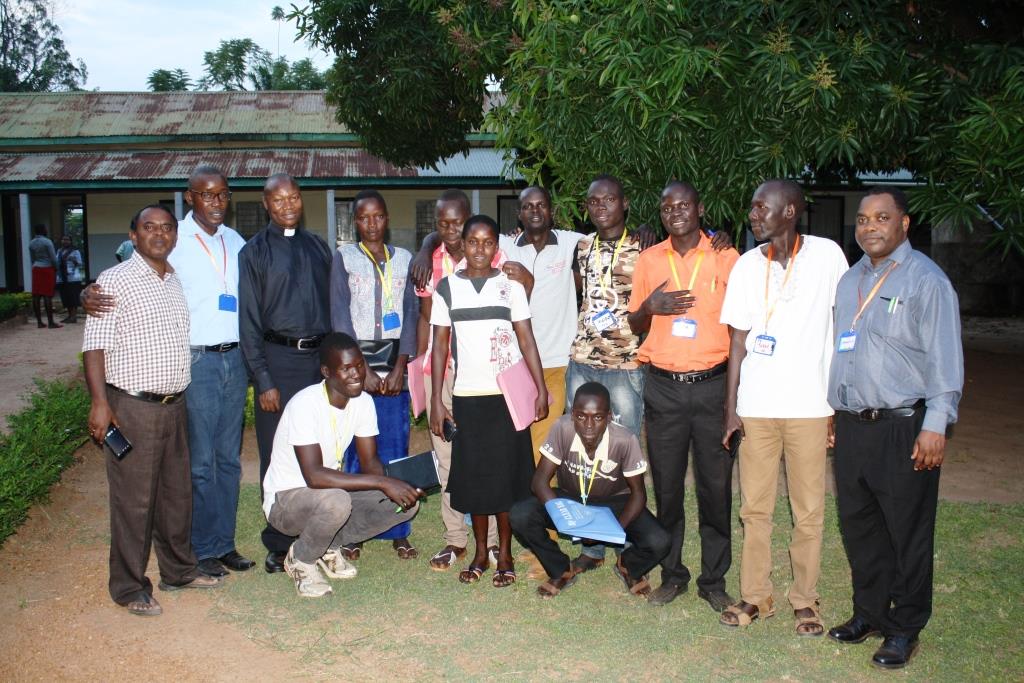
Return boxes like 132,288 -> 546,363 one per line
627,181 -> 740,610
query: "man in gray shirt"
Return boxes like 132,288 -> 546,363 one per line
826,186 -> 963,670
28,224 -> 62,329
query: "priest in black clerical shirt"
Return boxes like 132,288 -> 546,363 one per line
238,173 -> 333,573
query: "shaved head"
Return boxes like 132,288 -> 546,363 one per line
760,179 -> 806,217
662,180 -> 700,203
264,172 -> 297,195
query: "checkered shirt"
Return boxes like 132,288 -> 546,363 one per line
83,252 -> 191,394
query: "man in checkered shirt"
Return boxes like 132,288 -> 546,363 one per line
83,205 -> 223,617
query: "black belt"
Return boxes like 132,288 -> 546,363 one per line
263,331 -> 325,350
846,399 -> 926,422
191,342 -> 238,353
107,383 -> 185,405
648,361 -> 727,384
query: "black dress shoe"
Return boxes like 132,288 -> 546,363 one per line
697,588 -> 735,613
197,557 -> 229,577
872,635 -> 919,669
264,550 -> 288,574
828,615 -> 882,644
219,550 -> 256,572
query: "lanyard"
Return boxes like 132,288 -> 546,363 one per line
323,382 -> 347,469
194,234 -> 228,292
762,235 -> 800,332
667,249 -> 705,291
577,447 -> 605,506
852,261 -> 899,330
591,230 -> 628,292
359,242 -> 395,313
441,249 -> 454,277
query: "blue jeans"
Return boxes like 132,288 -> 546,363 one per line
565,360 -> 645,559
186,346 -> 248,560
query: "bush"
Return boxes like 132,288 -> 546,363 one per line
0,378 -> 90,545
0,292 -> 31,322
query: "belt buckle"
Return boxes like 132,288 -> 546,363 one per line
860,408 -> 880,422
216,343 -> 232,352
296,337 -> 316,350
160,394 -> 175,405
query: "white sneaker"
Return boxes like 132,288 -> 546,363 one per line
283,546 -> 332,598
318,548 -> 358,580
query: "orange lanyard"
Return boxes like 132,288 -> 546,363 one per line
852,262 -> 899,330
194,234 -> 228,292
667,249 -> 705,291
762,235 -> 800,332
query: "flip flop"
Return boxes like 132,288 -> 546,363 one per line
492,569 -> 517,588
458,564 -> 487,584
126,593 -> 162,617
428,545 -> 466,571
537,572 -> 578,599
394,541 -> 418,560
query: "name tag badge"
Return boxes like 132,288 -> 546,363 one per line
381,311 -> 401,331
591,308 -> 618,332
672,318 -> 698,338
837,330 -> 857,352
752,334 -> 776,356
218,293 -> 237,312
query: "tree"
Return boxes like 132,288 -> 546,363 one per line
147,68 -> 191,92
292,0 -> 1024,252
198,38 -> 272,91
0,0 -> 87,92
271,5 -> 285,58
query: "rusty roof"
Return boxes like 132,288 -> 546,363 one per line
0,91 -> 351,139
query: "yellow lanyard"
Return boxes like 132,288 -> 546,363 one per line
667,249 -> 705,291
762,235 -> 800,332
359,242 -> 395,313
194,234 -> 228,292
577,447 -> 605,506
852,262 -> 899,330
441,249 -> 454,276
592,230 -> 628,292
323,382 -> 346,469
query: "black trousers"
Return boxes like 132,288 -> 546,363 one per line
254,341 -> 323,553
509,489 -> 671,580
834,408 -> 940,639
644,369 -> 734,591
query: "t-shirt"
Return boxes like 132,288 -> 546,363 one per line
262,381 -> 379,518
500,230 -> 584,368
539,415 -> 647,499
570,233 -> 642,369
719,235 -> 848,418
430,271 -> 531,395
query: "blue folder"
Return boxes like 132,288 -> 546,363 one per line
544,498 -> 626,545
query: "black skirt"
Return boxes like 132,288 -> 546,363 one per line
447,393 -> 535,515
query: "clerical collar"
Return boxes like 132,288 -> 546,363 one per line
270,221 -> 297,237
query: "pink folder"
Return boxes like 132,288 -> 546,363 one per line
496,358 -> 552,432
407,355 -> 427,418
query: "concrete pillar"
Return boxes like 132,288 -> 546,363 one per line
19,193 -> 31,291
326,189 -> 337,247
174,192 -> 184,220
471,189 -> 480,215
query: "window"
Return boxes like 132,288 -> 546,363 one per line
415,199 -> 435,247
498,196 -> 519,234
335,199 -> 356,246
234,201 -> 268,240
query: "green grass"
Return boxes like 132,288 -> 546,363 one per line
203,462 -> 1024,681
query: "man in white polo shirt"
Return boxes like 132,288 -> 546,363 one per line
718,179 -> 848,635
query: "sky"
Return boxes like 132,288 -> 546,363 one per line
54,0 -> 334,91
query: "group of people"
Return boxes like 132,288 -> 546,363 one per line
28,224 -> 85,327
80,164 -> 962,671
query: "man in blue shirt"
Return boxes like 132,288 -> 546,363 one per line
826,186 -> 963,670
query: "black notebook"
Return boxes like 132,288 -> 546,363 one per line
384,450 -> 441,491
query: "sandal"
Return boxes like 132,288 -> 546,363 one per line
795,602 -> 825,637
428,545 -> 466,571
612,558 -> 651,597
340,543 -> 361,561
458,564 -> 487,584
720,598 -> 776,627
570,554 -> 605,576
126,593 -> 162,617
537,571 -> 577,599
492,568 -> 517,588
394,540 -> 418,560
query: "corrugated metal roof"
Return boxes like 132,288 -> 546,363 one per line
0,147 -> 518,184
0,91 -> 351,139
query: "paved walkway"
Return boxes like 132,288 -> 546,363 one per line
0,316 -> 85,431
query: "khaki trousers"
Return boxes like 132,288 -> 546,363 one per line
426,365 -> 496,548
738,416 -> 828,609
529,366 -> 567,464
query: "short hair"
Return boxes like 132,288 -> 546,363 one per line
33,224 -> 47,236
436,189 -> 471,215
589,174 -> 625,199
864,186 -> 909,214
130,205 -> 177,232
462,214 -> 500,239
518,185 -> 552,205
761,179 -> 806,216
319,332 -> 360,366
264,173 -> 296,194
662,180 -> 700,203
188,164 -> 226,187
354,189 -> 387,212
573,382 -> 611,410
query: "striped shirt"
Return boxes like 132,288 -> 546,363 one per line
83,252 -> 191,394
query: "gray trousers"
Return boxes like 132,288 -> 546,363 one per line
268,488 -> 419,564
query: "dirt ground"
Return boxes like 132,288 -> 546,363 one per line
0,315 -> 1020,681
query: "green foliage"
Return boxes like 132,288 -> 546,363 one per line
0,292 -> 30,321
147,68 -> 192,92
0,379 -> 90,545
198,38 -> 272,91
0,0 -> 88,92
244,385 -> 255,428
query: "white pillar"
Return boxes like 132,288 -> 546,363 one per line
471,189 -> 480,215
19,193 -> 31,291
174,192 -> 184,220
326,189 -> 337,247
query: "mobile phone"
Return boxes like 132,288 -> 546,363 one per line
727,430 -> 742,457
104,425 -> 133,460
442,419 -> 457,443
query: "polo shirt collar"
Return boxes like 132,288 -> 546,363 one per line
654,230 -> 712,256
569,428 -> 610,465
514,229 -> 558,248
180,211 -> 225,239
127,249 -> 175,278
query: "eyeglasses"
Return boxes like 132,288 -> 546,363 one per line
189,190 -> 232,203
